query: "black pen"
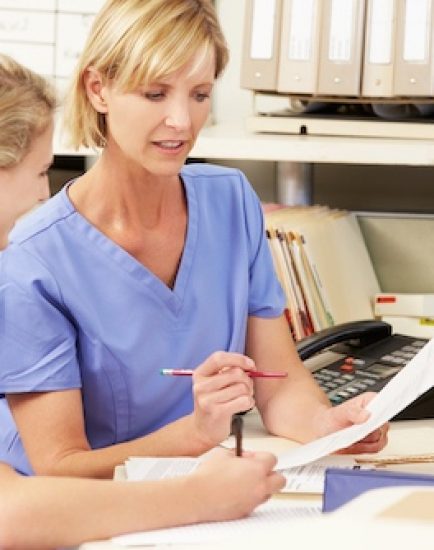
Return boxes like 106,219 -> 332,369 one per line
231,415 -> 243,457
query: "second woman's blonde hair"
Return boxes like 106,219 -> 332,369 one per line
64,0 -> 229,150
0,54 -> 56,168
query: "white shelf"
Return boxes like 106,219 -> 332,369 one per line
54,123 -> 434,167
190,124 -> 434,166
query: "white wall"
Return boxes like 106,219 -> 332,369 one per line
213,0 -> 253,125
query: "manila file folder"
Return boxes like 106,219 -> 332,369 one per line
240,0 -> 283,91
291,210 -> 379,326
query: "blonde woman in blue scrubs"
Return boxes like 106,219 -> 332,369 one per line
0,53 -> 286,549
0,0 -> 388,481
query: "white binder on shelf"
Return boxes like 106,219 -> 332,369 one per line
240,0 -> 283,91
317,0 -> 366,96
362,0 -> 397,97
393,0 -> 434,96
277,0 -> 323,94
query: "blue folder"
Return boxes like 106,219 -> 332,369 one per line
323,467 -> 434,512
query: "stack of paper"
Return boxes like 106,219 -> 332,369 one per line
264,205 -> 380,340
124,454 -> 357,495
374,293 -> 434,318
374,293 -> 434,339
112,499 -> 321,547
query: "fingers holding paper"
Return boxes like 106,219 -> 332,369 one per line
191,351 -> 256,446
337,423 -> 389,455
319,392 -> 389,454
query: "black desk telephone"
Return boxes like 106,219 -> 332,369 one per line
296,320 -> 434,421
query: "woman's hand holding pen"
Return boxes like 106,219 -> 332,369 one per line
188,448 -> 285,522
191,352 -> 256,447
314,392 -> 389,454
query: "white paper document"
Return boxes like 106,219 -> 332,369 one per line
281,455 -> 357,493
112,499 -> 321,547
277,338 -> 434,470
125,454 -> 356,494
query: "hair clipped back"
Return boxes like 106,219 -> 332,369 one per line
63,0 -> 229,149
0,54 -> 56,168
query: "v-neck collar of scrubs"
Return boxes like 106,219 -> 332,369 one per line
60,171 -> 198,315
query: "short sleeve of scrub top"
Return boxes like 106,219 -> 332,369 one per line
0,163 -> 285,474
1,250 -> 80,390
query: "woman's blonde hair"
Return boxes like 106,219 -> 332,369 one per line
63,0 -> 229,149
0,54 -> 56,168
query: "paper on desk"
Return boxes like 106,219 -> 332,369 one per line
125,454 -> 357,494
277,338 -> 434,470
112,499 -> 321,547
281,455 -> 357,493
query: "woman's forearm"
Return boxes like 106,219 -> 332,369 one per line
0,450 -> 285,550
38,413 -> 213,479
0,464 -> 200,549
258,373 -> 331,443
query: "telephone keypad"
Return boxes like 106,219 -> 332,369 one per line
321,370 -> 340,378
312,336 -> 428,404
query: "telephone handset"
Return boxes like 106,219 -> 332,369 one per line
296,320 -> 434,421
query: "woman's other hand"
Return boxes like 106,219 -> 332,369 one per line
191,352 -> 256,447
314,392 -> 389,454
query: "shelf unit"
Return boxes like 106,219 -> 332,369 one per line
54,122 -> 434,205
189,123 -> 434,166
55,123 -> 434,166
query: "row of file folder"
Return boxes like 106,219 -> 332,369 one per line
264,204 -> 380,341
241,0 -> 434,98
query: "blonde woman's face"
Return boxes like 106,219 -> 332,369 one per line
99,51 -> 215,177
0,121 -> 53,241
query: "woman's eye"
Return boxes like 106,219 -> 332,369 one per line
195,93 -> 210,102
144,92 -> 165,101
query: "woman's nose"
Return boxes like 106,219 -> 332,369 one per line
165,102 -> 191,131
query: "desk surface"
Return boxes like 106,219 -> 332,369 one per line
79,413 -> 434,550
80,516 -> 434,550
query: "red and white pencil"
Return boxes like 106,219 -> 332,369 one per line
160,369 -> 288,378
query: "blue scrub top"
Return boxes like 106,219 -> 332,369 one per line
0,163 -> 285,474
